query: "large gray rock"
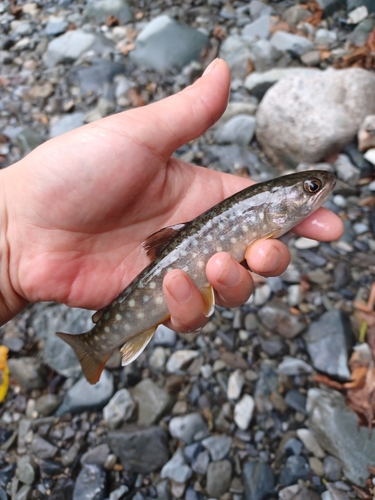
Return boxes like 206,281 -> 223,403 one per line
131,378 -> 172,425
307,388 -> 375,486
130,15 -> 209,71
56,371 -> 114,416
108,426 -> 169,473
85,0 -> 133,24
303,310 -> 354,380
256,68 -> 375,168
244,68 -> 316,100
206,460 -> 232,498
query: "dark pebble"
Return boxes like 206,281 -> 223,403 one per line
285,390 -> 307,414
260,336 -> 288,358
243,460 -> 275,500
39,460 -> 64,478
284,437 -> 303,457
279,455 -> 310,486
298,249 -> 327,267
0,429 -> 12,446
49,478 -> 75,500
333,260 -> 352,290
0,464 -> 15,488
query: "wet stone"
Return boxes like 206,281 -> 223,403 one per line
202,435 -> 232,461
161,448 -> 192,483
303,310 -> 354,380
50,113 -> 85,138
17,455 -> 36,485
214,115 -> 256,146
258,298 -> 307,339
103,388 -> 135,428
296,429 -> 325,458
166,350 -> 199,373
85,0 -> 133,24
154,325 -> 177,347
8,358 -> 48,390
131,378 -> 172,425
81,444 -> 110,467
191,450 -> 210,475
30,435 -> 58,460
243,460 -> 275,500
130,15 -> 209,71
324,455 -> 342,481
206,460 -> 232,499
169,413 -> 209,444
56,370 -> 114,416
279,455 -> 310,486
285,390 -> 307,414
73,464 -> 106,500
35,394 -> 61,417
108,426 -> 169,473
307,388 -> 375,486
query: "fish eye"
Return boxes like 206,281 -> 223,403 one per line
304,178 -> 322,194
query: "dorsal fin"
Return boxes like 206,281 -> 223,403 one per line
142,223 -> 186,260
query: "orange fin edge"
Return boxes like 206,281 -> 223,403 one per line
56,331 -> 111,384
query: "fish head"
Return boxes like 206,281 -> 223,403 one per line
265,170 -> 336,233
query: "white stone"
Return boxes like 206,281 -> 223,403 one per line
296,428 -> 325,458
149,346 -> 166,369
294,237 -> 319,250
103,389 -> 135,428
234,394 -> 254,430
287,284 -> 302,307
227,369 -> 245,400
347,5 -> 368,25
254,284 -> 271,306
166,349 -> 199,373
364,148 -> 375,166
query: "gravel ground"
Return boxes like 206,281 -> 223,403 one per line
1,0 -> 375,499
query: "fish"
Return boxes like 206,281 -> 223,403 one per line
56,170 -> 336,384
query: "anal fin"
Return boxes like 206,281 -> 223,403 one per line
200,284 -> 215,317
120,327 -> 156,366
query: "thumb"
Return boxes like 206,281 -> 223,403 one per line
116,58 -> 231,158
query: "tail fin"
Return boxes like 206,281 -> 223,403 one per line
56,331 -> 111,385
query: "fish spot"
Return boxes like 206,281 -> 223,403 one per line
220,235 -> 225,241
125,324 -> 131,331
197,261 -> 205,269
167,267 -> 173,273
182,266 -> 189,272
193,239 -> 199,246
138,282 -> 144,289
149,281 -> 156,289
128,299 -> 135,307
230,237 -> 237,244
104,326 -> 110,333
142,295 -> 150,303
94,335 -> 99,341
216,246 -> 223,252
137,312 -> 145,319
203,248 -> 209,255
259,212 -> 264,220
206,234 -> 213,242
180,250 -> 188,257
263,224 -> 268,230
242,225 -> 248,232
115,313 -> 122,321
155,296 -> 164,305
218,223 -> 225,230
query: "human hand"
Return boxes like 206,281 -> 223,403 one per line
0,59 -> 343,329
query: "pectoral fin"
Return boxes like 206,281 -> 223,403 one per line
200,284 -> 215,317
120,327 -> 156,366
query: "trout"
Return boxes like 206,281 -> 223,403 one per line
57,170 -> 336,384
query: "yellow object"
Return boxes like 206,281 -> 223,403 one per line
0,346 -> 9,403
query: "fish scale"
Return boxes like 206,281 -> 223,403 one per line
56,170 -> 336,384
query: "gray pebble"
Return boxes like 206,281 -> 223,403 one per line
73,464 -> 106,500
206,460 -> 232,498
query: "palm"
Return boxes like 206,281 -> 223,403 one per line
5,114 -> 249,309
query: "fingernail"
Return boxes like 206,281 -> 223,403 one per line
166,273 -> 193,303
217,255 -> 241,287
203,58 -> 219,76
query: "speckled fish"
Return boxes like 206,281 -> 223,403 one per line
56,170 -> 335,384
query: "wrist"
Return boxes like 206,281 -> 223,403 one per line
0,168 -> 28,325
